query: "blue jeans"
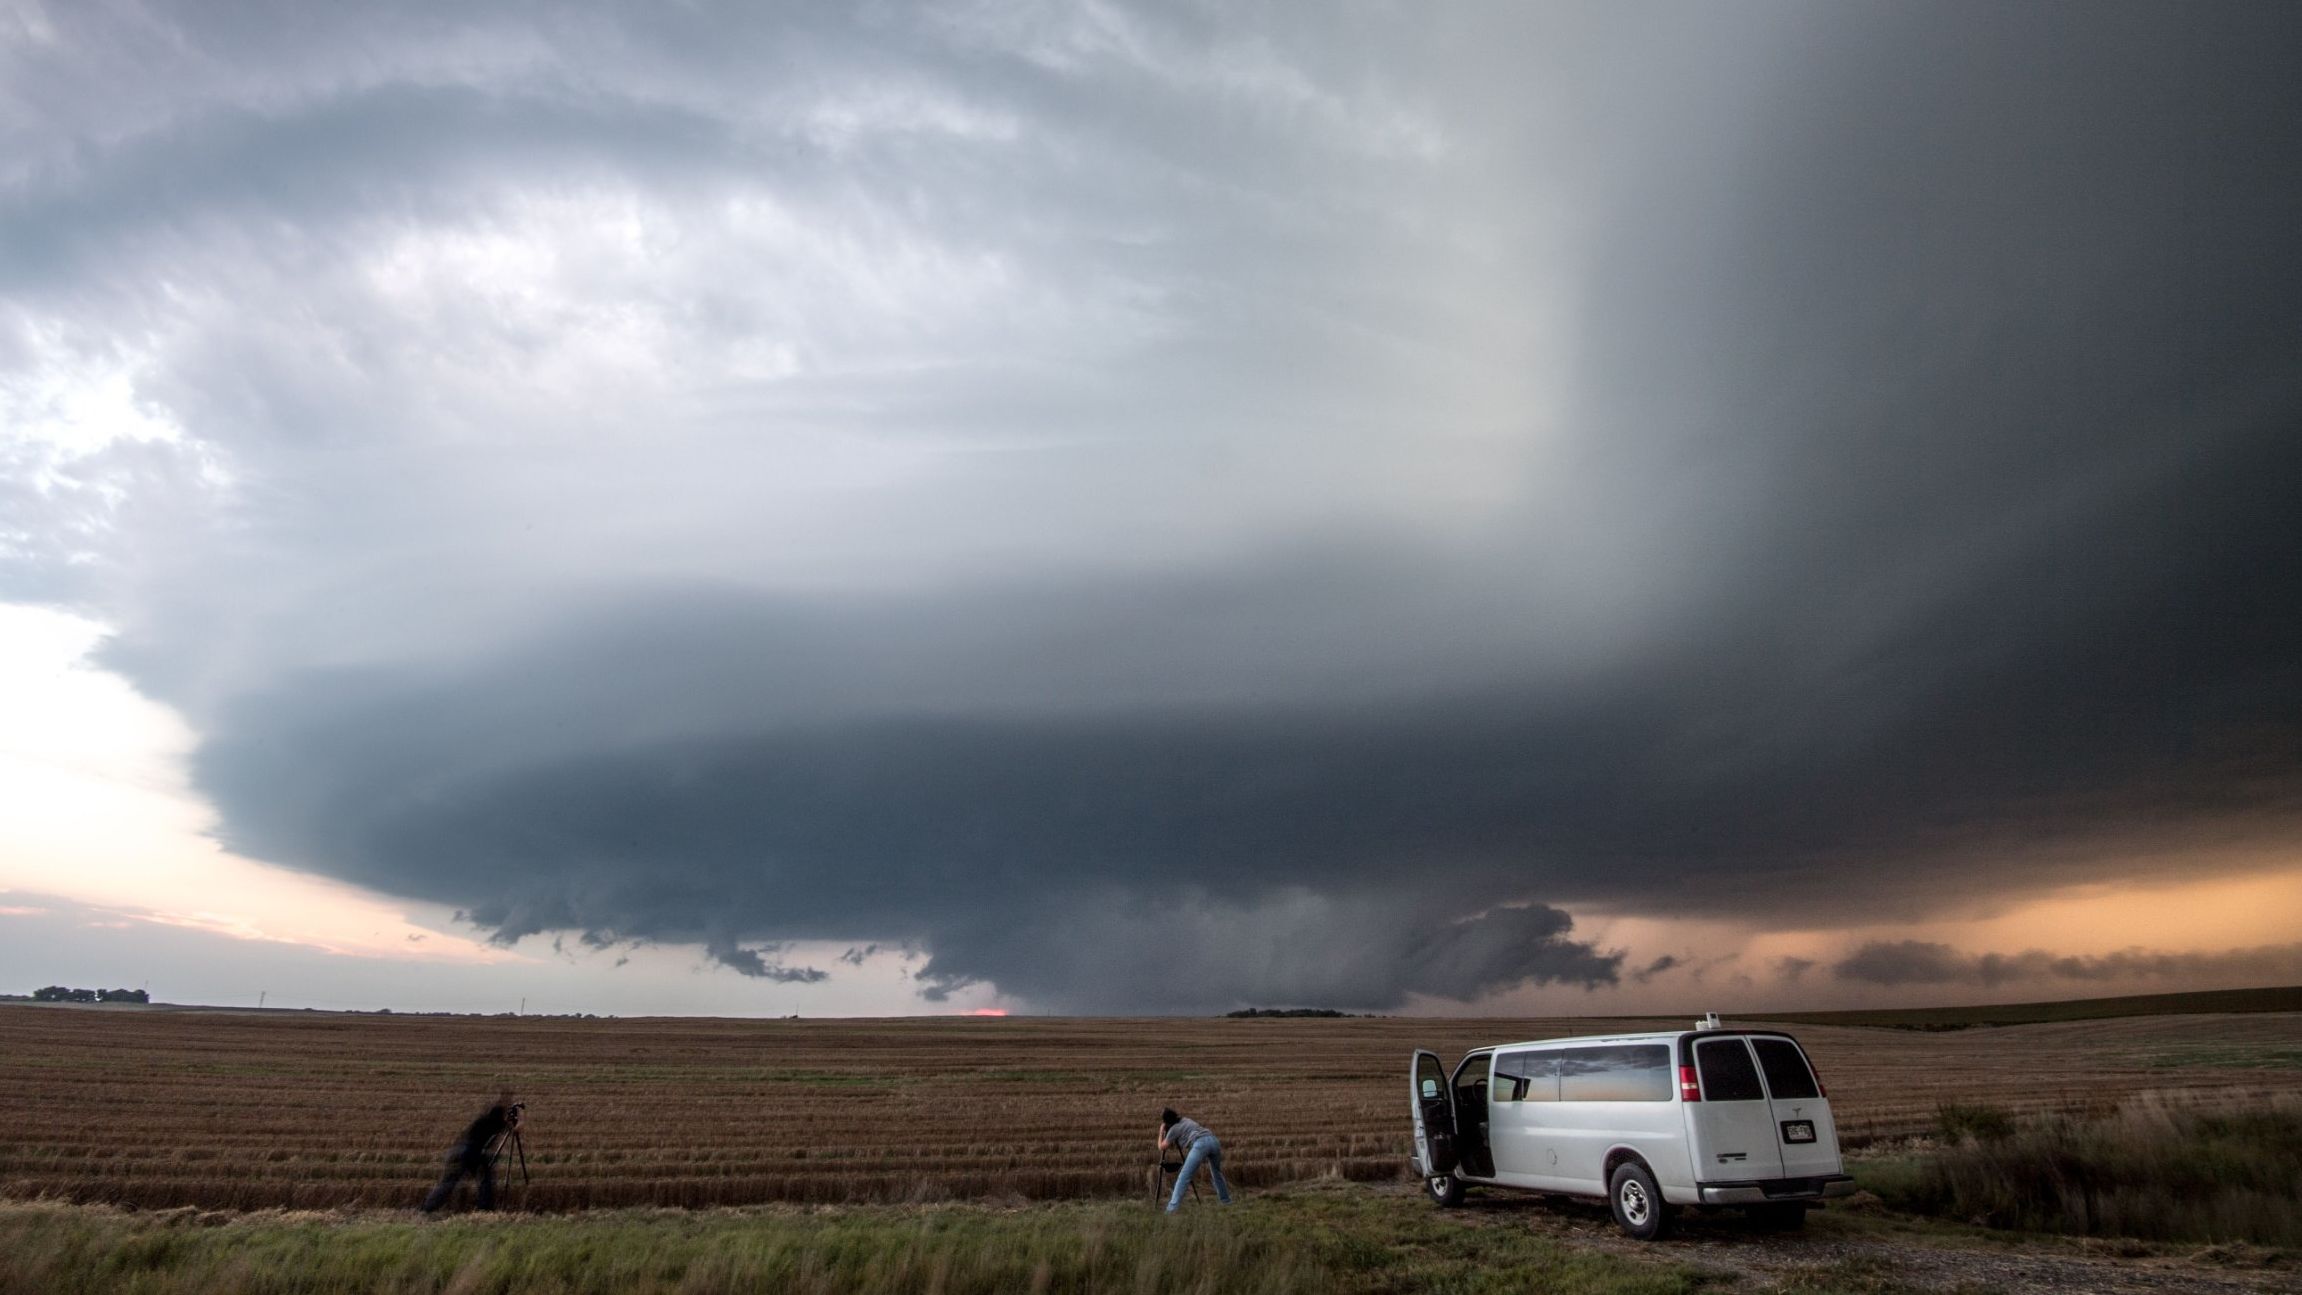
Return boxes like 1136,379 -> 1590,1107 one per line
1166,1135 -> 1231,1211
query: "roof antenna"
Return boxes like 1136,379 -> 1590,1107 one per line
1697,1011 -> 1721,1030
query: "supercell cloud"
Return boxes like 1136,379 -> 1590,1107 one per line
4,3 -> 2300,1010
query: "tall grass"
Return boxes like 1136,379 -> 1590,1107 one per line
1869,1094 -> 2302,1245
0,1187 -> 1706,1295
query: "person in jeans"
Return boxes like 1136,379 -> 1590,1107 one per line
1158,1107 -> 1232,1211
420,1089 -> 521,1213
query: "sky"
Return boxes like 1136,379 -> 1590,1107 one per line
3,1 -> 2300,1017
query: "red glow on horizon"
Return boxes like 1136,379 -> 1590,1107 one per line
960,1007 -> 1009,1017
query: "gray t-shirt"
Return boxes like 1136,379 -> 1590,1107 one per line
1165,1117 -> 1211,1152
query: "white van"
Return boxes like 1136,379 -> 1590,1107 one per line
1409,1023 -> 1854,1239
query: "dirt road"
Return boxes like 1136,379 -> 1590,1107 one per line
1415,1184 -> 2297,1294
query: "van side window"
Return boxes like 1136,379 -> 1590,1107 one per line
1418,1051 -> 1447,1102
1455,1053 -> 1491,1106
1558,1044 -> 1671,1102
1694,1038 -> 1765,1101
1751,1038 -> 1821,1100
1493,1050 -> 1559,1102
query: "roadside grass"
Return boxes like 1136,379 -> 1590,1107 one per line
1930,1103 -> 2014,1144
0,1186 -> 1724,1295
19,1179 -> 2272,1295
1854,1094 -> 2302,1246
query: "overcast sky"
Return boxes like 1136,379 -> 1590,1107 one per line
5,1 -> 2300,1015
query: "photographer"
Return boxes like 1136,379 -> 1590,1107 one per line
420,1089 -> 522,1213
1157,1107 -> 1233,1212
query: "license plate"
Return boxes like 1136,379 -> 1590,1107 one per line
1781,1120 -> 1816,1144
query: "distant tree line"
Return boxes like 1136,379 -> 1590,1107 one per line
1223,1007 -> 1354,1018
32,986 -> 148,1003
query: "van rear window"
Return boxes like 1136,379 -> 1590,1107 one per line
1558,1044 -> 1671,1102
1751,1038 -> 1821,1100
1695,1038 -> 1765,1101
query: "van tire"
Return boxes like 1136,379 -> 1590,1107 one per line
1748,1202 -> 1808,1231
1426,1174 -> 1466,1207
1607,1161 -> 1673,1241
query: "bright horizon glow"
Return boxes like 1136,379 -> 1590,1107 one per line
0,605 -> 512,964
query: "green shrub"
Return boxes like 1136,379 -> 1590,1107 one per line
1933,1102 -> 2015,1145
1873,1094 -> 2302,1246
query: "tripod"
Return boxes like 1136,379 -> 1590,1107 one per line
1148,1156 -> 1205,1208
488,1126 -> 530,1207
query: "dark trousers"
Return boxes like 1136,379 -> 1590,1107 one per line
420,1143 -> 495,1212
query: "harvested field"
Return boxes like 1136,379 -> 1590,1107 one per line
1752,986 -> 2302,1030
3,1004 -> 2298,1211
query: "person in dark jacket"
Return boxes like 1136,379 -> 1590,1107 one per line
1157,1107 -> 1233,1211
420,1089 -> 521,1213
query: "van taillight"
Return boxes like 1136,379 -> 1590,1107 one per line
1678,1065 -> 1701,1102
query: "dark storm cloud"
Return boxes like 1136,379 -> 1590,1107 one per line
9,3 -> 2302,1009
1833,942 -> 1978,987
1630,956 -> 1681,986
703,943 -> 829,984
1833,940 -> 2302,989
911,899 -> 1619,1013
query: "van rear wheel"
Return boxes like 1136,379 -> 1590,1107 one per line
1426,1174 -> 1466,1207
1607,1161 -> 1673,1240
